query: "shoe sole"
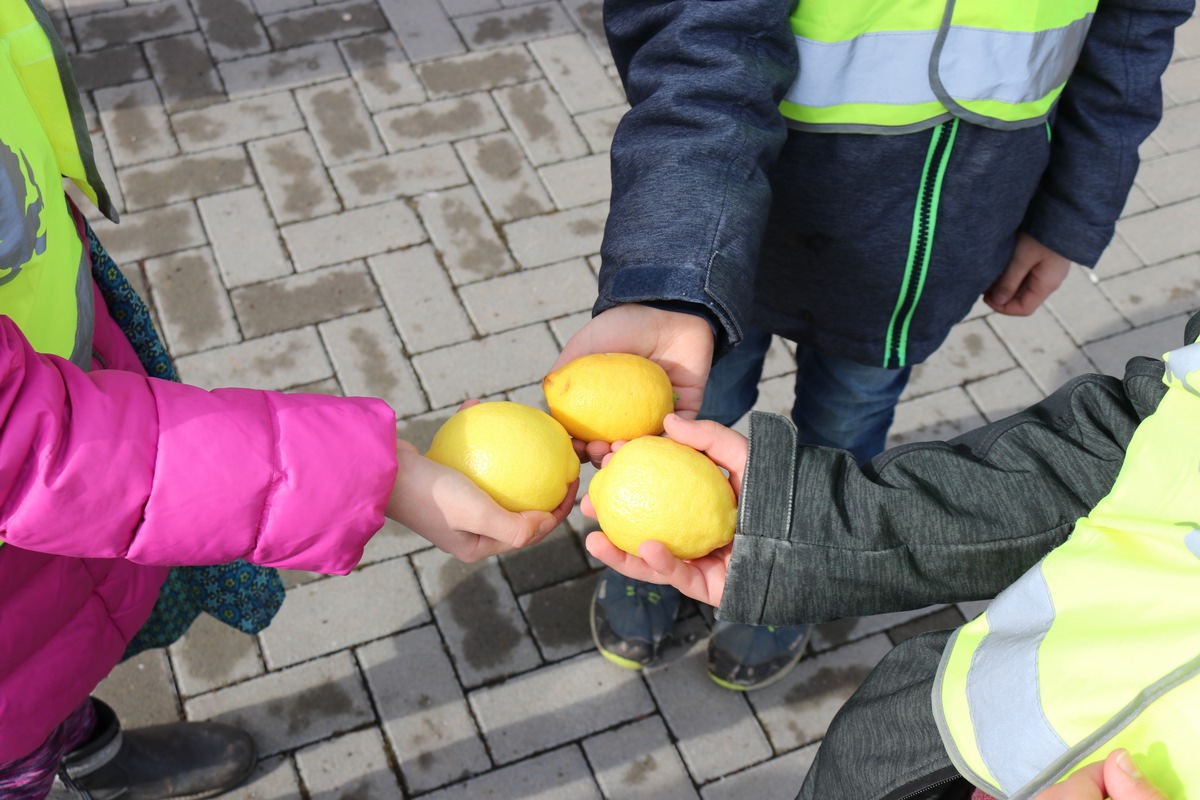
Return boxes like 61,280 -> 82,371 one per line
707,626 -> 814,692
588,587 -> 654,670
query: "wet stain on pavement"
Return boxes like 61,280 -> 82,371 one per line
391,98 -> 486,141
440,194 -> 509,275
418,50 -> 534,96
308,86 -> 374,160
623,753 -> 658,785
472,7 -> 553,45
505,84 -> 554,142
262,140 -> 325,218
266,680 -> 355,735
440,561 -> 522,669
193,0 -> 265,53
348,325 -> 401,399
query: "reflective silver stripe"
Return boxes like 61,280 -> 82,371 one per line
938,16 -> 1093,104
1164,343 -> 1200,396
785,16 -> 1092,110
966,564 -> 1068,794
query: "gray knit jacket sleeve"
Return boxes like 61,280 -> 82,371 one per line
718,356 -> 1171,627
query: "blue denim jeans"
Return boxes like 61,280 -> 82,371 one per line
699,324 -> 911,464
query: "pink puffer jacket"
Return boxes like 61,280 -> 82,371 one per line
0,287 -> 397,763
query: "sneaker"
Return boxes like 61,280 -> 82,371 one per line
53,698 -> 256,800
707,621 -> 812,691
590,568 -> 682,669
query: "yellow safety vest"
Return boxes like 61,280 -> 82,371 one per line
934,338 -> 1200,799
781,0 -> 1098,133
0,0 -> 115,368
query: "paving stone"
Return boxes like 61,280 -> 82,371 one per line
643,639 -> 772,783
538,153 -> 612,209
418,186 -> 515,283
460,259 -> 594,334
75,134 -> 125,219
1094,232 -> 1143,278
184,652 -> 374,756
339,32 -> 427,112
61,0 -> 125,12
95,79 -> 179,167
198,187 -> 293,287
358,517 -> 433,565
94,649 -> 182,729
1101,256 -> 1200,326
396,405 -> 458,453
414,45 -> 539,98
986,306 -> 1098,393
699,744 -> 818,800
331,144 -> 468,207
359,625 -> 491,792
468,653 -> 653,764
144,32 -> 224,112
418,747 -> 601,800
91,202 -> 207,265
1121,183 -> 1155,217
500,524 -> 590,595
320,307 -> 429,416
173,94 -> 306,152
75,0 -> 197,51
456,132 -> 555,222
282,201 -> 426,271
261,558 -> 428,668
411,548 -> 543,687
583,717 -> 701,800
376,93 -> 507,151
903,318 -> 1016,400
574,104 -> 626,154
231,261 -> 381,338
1137,148 -> 1200,207
748,634 -> 893,751
295,79 -> 386,167
887,606 -> 965,645
1138,134 -> 1167,161
70,44 -> 149,92
264,0 -> 388,49
295,728 -> 403,799
560,0 -> 607,58
519,572 -> 597,661
368,245 -> 475,353
1083,312 -> 1193,377
887,386 -> 987,448
169,613 -> 264,697
548,309 -> 591,347
529,34 -> 623,114
502,201 -> 607,268
381,0 -> 466,63
411,323 -> 561,407
1149,102 -> 1200,154
191,0 -> 271,60
494,80 -> 590,166
174,326 -> 333,390
219,41 -> 347,97
221,756 -> 302,800
965,368 -> 1047,423
454,2 -> 576,49
442,0 -> 499,15
248,131 -> 342,225
809,606 -> 950,653
1177,16 -> 1200,58
1045,265 -> 1130,345
1163,56 -> 1200,105
252,0 -> 309,14
144,247 -> 242,355
119,147 -> 253,210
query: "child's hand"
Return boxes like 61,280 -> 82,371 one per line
1034,750 -> 1165,800
582,414 -> 747,607
387,439 -> 577,563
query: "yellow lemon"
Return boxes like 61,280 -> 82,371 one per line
588,435 -> 737,559
426,401 -> 580,512
543,353 -> 675,443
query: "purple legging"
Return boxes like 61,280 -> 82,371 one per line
0,699 -> 96,799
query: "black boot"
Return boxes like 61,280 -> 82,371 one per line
53,698 -> 256,800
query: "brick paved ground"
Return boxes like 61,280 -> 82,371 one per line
46,0 -> 1200,796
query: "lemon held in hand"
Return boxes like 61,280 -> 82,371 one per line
543,353 -> 675,443
426,401 -> 580,513
588,435 -> 737,560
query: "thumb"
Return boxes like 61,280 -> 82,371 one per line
1103,750 -> 1168,800
662,413 -> 749,492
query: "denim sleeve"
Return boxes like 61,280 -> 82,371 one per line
718,360 -> 1168,626
596,0 -> 797,356
1023,0 -> 1194,267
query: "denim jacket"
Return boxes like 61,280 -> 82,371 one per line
596,0 -> 1193,362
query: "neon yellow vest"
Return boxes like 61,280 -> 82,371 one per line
781,0 -> 1098,133
0,0 -> 115,368
934,338 -> 1200,799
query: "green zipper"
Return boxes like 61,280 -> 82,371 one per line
883,118 -> 959,369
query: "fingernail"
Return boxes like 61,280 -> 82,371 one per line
1116,750 -> 1143,780
537,519 -> 556,536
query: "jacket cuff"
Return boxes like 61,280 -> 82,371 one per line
1022,190 -> 1114,268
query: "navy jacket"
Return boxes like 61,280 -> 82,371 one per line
595,0 -> 1194,366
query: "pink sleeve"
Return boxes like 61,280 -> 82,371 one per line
0,316 -> 397,575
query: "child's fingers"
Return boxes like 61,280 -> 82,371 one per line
638,540 -> 725,607
1102,750 -> 1168,800
584,532 -> 672,584
580,494 -> 596,518
662,414 -> 748,490
1035,761 -> 1105,800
